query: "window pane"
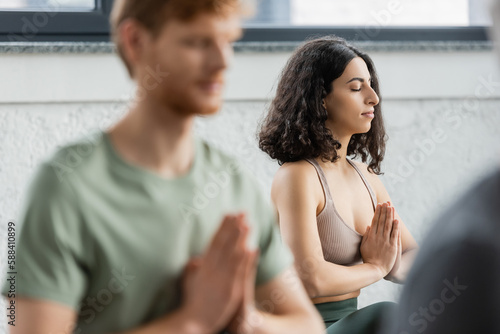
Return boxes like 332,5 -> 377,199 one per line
0,0 -> 95,11
244,0 -> 492,27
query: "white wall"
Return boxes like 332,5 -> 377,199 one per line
1,50 -> 500,103
1,47 -> 500,332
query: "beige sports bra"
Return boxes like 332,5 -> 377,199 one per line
305,158 -> 377,266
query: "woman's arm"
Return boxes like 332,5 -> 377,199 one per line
271,162 -> 396,298
355,161 -> 419,284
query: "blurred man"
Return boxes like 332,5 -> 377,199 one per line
2,1 -> 324,333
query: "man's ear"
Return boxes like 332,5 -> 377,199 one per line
118,18 -> 150,76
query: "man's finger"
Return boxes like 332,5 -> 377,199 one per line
219,214 -> 250,274
205,215 -> 238,267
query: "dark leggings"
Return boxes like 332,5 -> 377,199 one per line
314,298 -> 396,334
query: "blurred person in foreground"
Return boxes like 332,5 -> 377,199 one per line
1,1 -> 324,333
380,2 -> 500,333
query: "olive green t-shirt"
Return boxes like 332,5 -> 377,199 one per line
2,130 -> 293,333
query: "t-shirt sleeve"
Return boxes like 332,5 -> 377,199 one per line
254,195 -> 295,287
2,162 -> 88,310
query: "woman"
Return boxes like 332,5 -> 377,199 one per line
259,36 -> 419,333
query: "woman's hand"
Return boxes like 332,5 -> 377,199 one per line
360,203 -> 400,278
384,218 -> 402,281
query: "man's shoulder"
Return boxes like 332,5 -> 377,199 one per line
44,130 -> 107,183
197,138 -> 269,204
197,139 -> 239,167
15,134 -> 108,235
197,138 -> 253,180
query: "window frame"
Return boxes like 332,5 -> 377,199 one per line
240,26 -> 489,42
0,0 -> 113,42
0,0 -> 490,43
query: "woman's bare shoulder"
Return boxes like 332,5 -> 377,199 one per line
272,160 -> 321,199
274,160 -> 318,184
271,160 -> 323,213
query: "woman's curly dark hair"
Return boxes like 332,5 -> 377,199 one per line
258,35 -> 386,174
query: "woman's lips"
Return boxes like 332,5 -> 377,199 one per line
362,112 -> 375,119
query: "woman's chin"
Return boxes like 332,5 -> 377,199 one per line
354,125 -> 372,135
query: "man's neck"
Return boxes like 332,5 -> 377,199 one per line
107,99 -> 196,179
